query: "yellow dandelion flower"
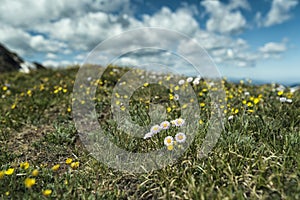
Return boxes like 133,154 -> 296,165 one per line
51,164 -> 60,172
120,106 -> 126,111
0,171 -> 5,179
199,119 -> 204,125
63,89 -> 68,93
20,162 -> 30,170
242,100 -> 247,105
169,94 -> 174,100
67,107 -> 71,112
182,104 -> 187,109
39,84 -> 45,91
65,158 -> 73,165
5,191 -> 9,196
247,109 -> 254,113
143,83 -> 149,87
54,89 -> 59,94
11,103 -> 16,109
24,178 -> 36,188
5,168 -> 14,175
42,189 -> 52,197
277,91 -> 283,96
234,108 -> 239,114
200,103 -> 205,107
174,85 -> 180,91
27,90 -> 32,96
32,169 -> 39,176
247,102 -> 253,107
2,86 -> 8,91
167,107 -> 172,113
253,98 -> 260,104
167,145 -> 174,151
70,161 -> 80,169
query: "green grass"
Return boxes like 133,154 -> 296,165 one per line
0,66 -> 299,199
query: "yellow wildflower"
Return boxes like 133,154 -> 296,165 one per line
51,164 -> 60,171
11,103 -> 16,109
20,162 -> 30,170
253,98 -> 260,104
2,86 -> 8,91
32,169 -> 39,176
65,158 -> 73,165
42,189 -> 52,197
70,162 -> 80,169
167,145 -> 174,151
24,178 -> 36,188
0,171 -> 4,179
167,107 -> 172,113
5,168 -> 14,175
27,90 -> 32,96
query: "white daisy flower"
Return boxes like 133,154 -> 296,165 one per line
164,136 -> 174,146
174,118 -> 185,127
160,121 -> 170,130
174,94 -> 179,101
170,120 -> 176,126
150,125 -> 161,134
286,99 -> 293,103
193,78 -> 200,85
228,115 -> 234,120
279,97 -> 287,103
143,132 -> 153,139
244,92 -> 250,96
178,79 -> 185,85
175,132 -> 186,143
186,77 -> 193,83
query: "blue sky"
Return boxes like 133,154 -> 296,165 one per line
0,0 -> 299,84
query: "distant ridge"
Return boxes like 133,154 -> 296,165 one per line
0,43 -> 45,73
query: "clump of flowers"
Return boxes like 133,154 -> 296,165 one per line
143,118 -> 188,151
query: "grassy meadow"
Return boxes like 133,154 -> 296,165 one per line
0,66 -> 299,199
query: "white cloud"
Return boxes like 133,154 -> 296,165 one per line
46,53 -> 58,59
259,41 -> 287,54
42,60 -> 76,68
262,0 -> 298,27
0,0 -> 290,71
201,0 -> 249,34
143,7 -> 199,36
0,24 -> 66,56
0,0 -> 131,27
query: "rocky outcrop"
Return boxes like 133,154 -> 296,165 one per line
0,43 -> 45,73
